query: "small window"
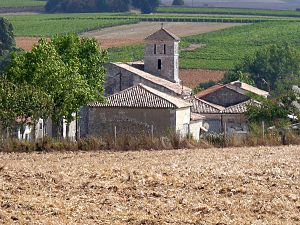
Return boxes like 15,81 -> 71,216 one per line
158,59 -> 162,70
164,44 -> 166,54
154,44 -> 156,54
39,123 -> 43,129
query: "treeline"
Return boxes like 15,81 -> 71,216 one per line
45,0 -> 160,13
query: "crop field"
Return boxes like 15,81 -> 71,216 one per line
0,0 -> 45,8
156,6 -> 300,17
4,12 -> 300,37
0,146 -> 300,224
16,22 -> 238,51
109,21 -> 300,70
3,14 -> 139,37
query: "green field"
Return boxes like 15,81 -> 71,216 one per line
156,6 -> 300,18
0,0 -> 46,7
4,13 -> 300,37
4,14 -> 139,36
108,21 -> 300,71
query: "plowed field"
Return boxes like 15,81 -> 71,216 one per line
180,69 -> 224,88
0,146 -> 300,224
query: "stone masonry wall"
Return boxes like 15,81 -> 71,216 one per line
201,88 -> 250,107
104,63 -> 180,96
85,107 -> 176,137
144,40 -> 179,83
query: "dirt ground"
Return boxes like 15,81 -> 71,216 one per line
16,22 -> 239,50
0,146 -> 300,224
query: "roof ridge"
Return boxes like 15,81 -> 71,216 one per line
194,97 -> 224,111
113,63 -> 191,95
140,84 -> 181,108
161,28 -> 180,40
89,84 -> 191,109
145,28 -> 180,41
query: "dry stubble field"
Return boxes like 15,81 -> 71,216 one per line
0,146 -> 300,224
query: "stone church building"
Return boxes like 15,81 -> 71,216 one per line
103,28 -> 191,97
80,28 -> 205,139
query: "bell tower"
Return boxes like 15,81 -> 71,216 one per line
144,26 -> 180,83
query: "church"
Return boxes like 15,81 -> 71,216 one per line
80,27 -> 205,140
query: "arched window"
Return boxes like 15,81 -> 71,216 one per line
158,59 -> 162,70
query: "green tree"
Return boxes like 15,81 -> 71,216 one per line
0,17 -> 15,55
132,0 -> 160,13
0,80 -> 52,138
245,92 -> 297,127
6,34 -> 107,138
172,0 -> 184,5
235,43 -> 300,91
45,0 -> 130,13
221,70 -> 255,85
0,17 -> 16,74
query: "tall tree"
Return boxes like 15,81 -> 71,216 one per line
0,17 -> 15,55
0,80 -> 52,138
231,43 -> 300,91
172,0 -> 184,5
6,34 -> 107,138
132,0 -> 160,13
0,17 -> 16,74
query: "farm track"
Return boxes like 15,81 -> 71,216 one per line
0,146 -> 300,224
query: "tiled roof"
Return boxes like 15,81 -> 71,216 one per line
112,62 -> 191,96
222,100 -> 253,114
191,97 -> 258,114
89,84 -> 191,109
145,28 -> 180,41
229,81 -> 269,97
191,97 -> 224,114
195,84 -> 224,98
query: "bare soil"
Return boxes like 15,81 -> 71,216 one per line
16,22 -> 239,50
0,146 -> 300,224
180,69 -> 225,88
82,22 -> 238,40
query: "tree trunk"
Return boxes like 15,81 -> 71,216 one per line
20,124 -> 25,140
52,118 -> 62,140
43,118 -> 47,139
66,123 -> 70,140
32,121 -> 36,141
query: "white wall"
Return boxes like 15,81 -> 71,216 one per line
189,120 -> 204,141
175,107 -> 190,137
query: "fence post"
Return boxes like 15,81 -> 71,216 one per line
224,122 -> 227,147
114,126 -> 117,147
262,121 -> 265,140
151,125 -> 154,141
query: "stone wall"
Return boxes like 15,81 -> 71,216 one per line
144,40 -> 179,83
201,88 -> 250,107
83,107 -> 177,138
104,63 -> 181,96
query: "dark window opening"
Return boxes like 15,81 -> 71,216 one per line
164,44 -> 166,54
158,59 -> 162,70
154,44 -> 156,54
